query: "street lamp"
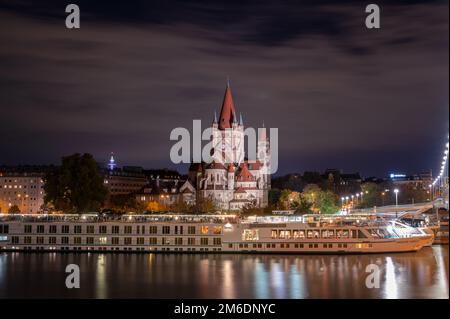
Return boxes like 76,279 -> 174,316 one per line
394,188 -> 399,218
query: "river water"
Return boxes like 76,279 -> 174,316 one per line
0,246 -> 448,299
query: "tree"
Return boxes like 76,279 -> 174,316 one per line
268,189 -> 282,207
194,196 -> 217,213
302,184 -> 321,212
8,205 -> 20,214
147,200 -> 167,212
170,196 -> 198,214
292,195 -> 313,215
318,190 -> 339,214
359,182 -> 382,208
43,153 -> 108,213
278,189 -> 292,209
108,194 -> 146,213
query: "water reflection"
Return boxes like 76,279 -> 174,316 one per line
0,246 -> 448,299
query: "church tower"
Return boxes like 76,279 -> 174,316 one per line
212,82 -> 244,165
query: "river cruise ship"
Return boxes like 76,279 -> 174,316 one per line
0,213 -> 433,254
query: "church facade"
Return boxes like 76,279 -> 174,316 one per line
187,83 -> 271,211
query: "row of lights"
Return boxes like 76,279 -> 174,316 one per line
431,136 -> 449,187
340,191 -> 368,204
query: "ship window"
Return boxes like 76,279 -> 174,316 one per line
242,229 -> 259,241
188,238 -> 195,245
149,237 -> 157,245
74,237 -> 82,244
175,237 -> 183,245
293,230 -> 299,239
137,237 -> 145,245
24,236 -> 32,244
328,230 -> 334,238
213,238 -> 221,245
124,226 -> 132,234
87,237 -> 94,244
342,230 -> 349,238
188,226 -> 196,234
279,230 -> 291,239
12,236 -> 19,244
213,226 -> 222,234
313,231 -> 320,238
149,226 -> 157,234
162,226 -> 170,234
24,225 -> 32,233
74,225 -> 82,234
307,230 -> 314,238
37,225 -> 45,233
124,237 -> 132,245
99,226 -> 107,234
112,226 -> 120,234
61,237 -> 69,244
48,237 -> 56,244
99,237 -> 107,244
200,226 -> 209,235
201,238 -> 209,245
321,230 -> 328,238
37,237 -> 44,244
271,230 -> 277,239
86,225 -> 94,234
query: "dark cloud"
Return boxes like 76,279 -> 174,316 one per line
0,0 -> 448,177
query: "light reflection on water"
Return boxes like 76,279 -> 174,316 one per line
0,246 -> 448,299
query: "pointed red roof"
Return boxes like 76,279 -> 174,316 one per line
237,162 -> 255,181
228,164 -> 235,173
218,84 -> 236,130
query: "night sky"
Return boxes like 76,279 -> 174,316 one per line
0,0 -> 448,177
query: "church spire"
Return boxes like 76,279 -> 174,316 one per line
213,110 -> 218,123
239,112 -> 243,126
218,80 -> 236,130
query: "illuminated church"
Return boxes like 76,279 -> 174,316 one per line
187,83 -> 271,210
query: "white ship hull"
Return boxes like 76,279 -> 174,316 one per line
0,214 -> 433,254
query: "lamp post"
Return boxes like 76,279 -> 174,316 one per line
394,188 -> 399,219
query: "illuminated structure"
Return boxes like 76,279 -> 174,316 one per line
107,153 -> 117,171
189,83 -> 271,210
0,168 -> 46,214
